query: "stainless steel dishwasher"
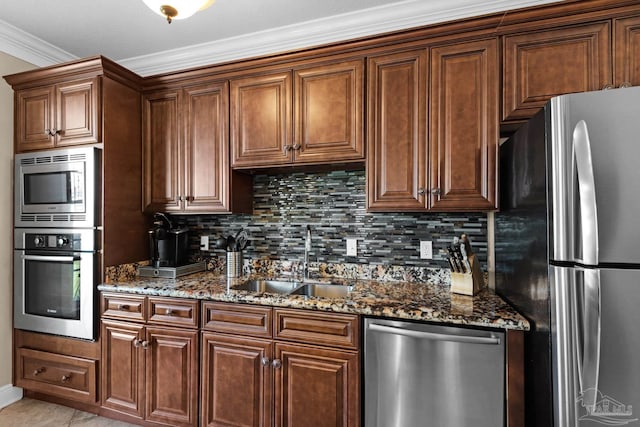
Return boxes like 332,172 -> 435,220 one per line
364,318 -> 505,427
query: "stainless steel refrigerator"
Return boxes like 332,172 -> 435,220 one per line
496,87 -> 640,426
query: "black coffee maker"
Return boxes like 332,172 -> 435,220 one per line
148,212 -> 189,267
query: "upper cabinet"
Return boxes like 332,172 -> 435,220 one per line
143,81 -> 252,214
230,59 -> 364,168
614,15 -> 640,88
367,38 -> 498,212
429,38 -> 498,211
502,22 -> 611,122
13,77 -> 100,152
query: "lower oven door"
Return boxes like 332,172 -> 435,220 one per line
14,249 -> 97,340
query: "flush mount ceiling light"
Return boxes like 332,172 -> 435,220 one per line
142,0 -> 216,23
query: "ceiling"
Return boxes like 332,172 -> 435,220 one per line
0,0 -> 562,77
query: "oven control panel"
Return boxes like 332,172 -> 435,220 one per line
27,233 -> 77,250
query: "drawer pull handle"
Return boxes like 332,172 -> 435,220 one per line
166,309 -> 174,316
272,358 -> 282,369
61,374 -> 71,383
33,367 -> 45,376
133,339 -> 142,348
117,304 -> 130,311
141,340 -> 149,349
261,357 -> 270,366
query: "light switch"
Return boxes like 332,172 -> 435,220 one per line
200,235 -> 209,251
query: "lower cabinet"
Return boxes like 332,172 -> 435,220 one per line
200,302 -> 360,427
14,329 -> 100,405
100,293 -> 199,427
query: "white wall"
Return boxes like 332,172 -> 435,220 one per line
0,52 -> 36,407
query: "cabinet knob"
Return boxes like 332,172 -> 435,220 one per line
61,374 -> 71,383
292,143 -> 301,150
620,82 -> 632,88
141,340 -> 150,349
117,304 -> 129,311
417,188 -> 426,196
166,309 -> 174,316
602,84 -> 615,90
272,358 -> 282,369
431,188 -> 442,196
45,128 -> 60,137
261,357 -> 271,366
33,367 -> 45,376
185,196 -> 194,202
283,144 -> 293,153
133,339 -> 143,348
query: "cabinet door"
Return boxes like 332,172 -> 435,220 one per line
14,86 -> 55,151
143,89 -> 182,212
293,60 -> 364,163
429,38 -> 499,211
274,343 -> 359,427
230,72 -> 292,167
145,327 -> 198,427
503,22 -> 611,121
101,320 -> 145,419
615,15 -> 640,87
201,332 -> 272,427
183,82 -> 230,212
56,77 -> 100,146
366,50 -> 428,211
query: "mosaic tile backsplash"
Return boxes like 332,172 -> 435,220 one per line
171,169 -> 488,273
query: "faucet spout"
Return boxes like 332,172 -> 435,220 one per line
304,225 -> 311,280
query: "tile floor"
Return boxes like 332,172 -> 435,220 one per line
0,398 -> 137,427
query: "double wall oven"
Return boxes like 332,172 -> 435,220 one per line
13,146 -> 101,340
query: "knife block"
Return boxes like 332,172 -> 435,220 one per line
450,253 -> 485,296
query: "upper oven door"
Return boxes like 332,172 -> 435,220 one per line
15,146 -> 100,228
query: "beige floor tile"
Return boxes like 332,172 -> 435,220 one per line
0,398 -> 75,426
0,398 -> 138,427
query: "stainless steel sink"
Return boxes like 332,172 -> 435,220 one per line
231,279 -> 301,294
289,283 -> 354,298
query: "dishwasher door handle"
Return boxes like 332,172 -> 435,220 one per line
368,323 -> 501,345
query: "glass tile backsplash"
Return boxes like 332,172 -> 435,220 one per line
173,169 -> 488,270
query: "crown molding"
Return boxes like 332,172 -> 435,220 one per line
0,20 -> 76,67
1,0 -> 560,75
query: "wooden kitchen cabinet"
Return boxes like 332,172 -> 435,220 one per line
231,59 -> 364,168
367,39 -> 498,212
614,15 -> 640,88
14,329 -> 100,406
502,21 -> 611,121
100,294 -> 199,427
143,81 -> 252,214
366,49 -> 428,211
13,77 -> 100,152
200,302 -> 360,427
429,38 -> 498,211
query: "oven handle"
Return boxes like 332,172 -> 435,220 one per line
22,254 -> 78,262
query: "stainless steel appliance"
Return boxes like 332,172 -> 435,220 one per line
15,146 -> 100,228
147,212 -> 188,268
496,86 -> 640,426
14,228 -> 99,340
364,318 -> 505,427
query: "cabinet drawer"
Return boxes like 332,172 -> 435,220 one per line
101,293 -> 146,322
202,302 -> 272,338
17,348 -> 97,403
148,297 -> 199,328
274,309 -> 359,350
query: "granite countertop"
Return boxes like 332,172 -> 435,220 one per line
98,271 -> 529,331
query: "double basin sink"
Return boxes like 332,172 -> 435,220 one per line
231,279 -> 353,299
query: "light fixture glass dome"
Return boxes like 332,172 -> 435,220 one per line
142,0 -> 215,23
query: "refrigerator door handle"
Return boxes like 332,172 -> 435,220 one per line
573,120 -> 599,265
574,268 -> 602,412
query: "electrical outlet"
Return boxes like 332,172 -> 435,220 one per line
346,238 -> 357,256
420,241 -> 433,259
200,235 -> 209,251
